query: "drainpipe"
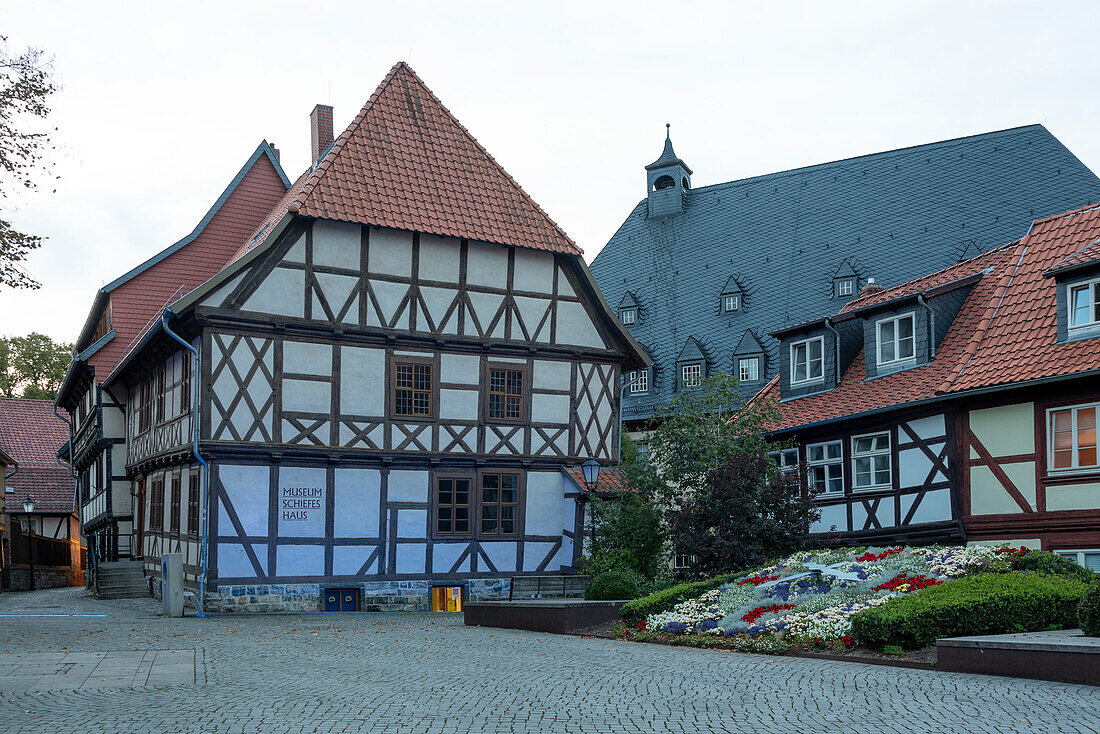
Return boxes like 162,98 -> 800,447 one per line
52,403 -> 86,583
917,294 -> 936,358
823,317 -> 841,383
161,309 -> 208,618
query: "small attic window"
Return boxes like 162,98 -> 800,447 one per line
722,294 -> 741,313
737,357 -> 760,383
619,308 -> 637,326
1069,279 -> 1100,330
654,175 -> 676,191
680,362 -> 703,388
836,278 -> 855,297
682,177 -> 690,190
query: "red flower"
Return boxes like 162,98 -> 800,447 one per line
635,621 -> 647,631
994,546 -> 1029,556
872,574 -> 942,592
741,603 -> 796,624
841,635 -> 855,649
737,574 -> 780,586
855,548 -> 905,562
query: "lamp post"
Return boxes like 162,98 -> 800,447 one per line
580,457 -> 601,493
22,496 -> 35,591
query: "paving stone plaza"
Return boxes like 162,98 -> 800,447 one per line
0,588 -> 1097,733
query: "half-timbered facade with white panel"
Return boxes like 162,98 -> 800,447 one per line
758,202 -> 1100,556
102,63 -> 646,612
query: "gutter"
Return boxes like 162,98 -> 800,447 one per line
160,309 -> 209,618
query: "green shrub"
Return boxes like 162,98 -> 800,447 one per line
851,572 -> 1088,649
1080,581 -> 1100,637
619,572 -> 739,623
585,569 -> 641,601
1010,550 -> 1096,583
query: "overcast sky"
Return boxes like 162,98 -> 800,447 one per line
2,1 -> 1099,342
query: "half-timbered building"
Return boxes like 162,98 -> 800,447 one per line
54,143 -> 290,590
99,63 -> 647,612
757,202 -> 1100,563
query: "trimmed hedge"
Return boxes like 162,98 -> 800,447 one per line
1080,581 -> 1100,637
1010,550 -> 1096,583
852,572 -> 1088,649
585,569 -> 641,601
620,573 -> 739,623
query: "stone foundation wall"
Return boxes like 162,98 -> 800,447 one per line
205,578 -> 511,614
7,567 -> 85,591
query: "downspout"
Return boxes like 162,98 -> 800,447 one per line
917,294 -> 936,358
161,309 -> 208,618
52,403 -> 86,582
823,317 -> 840,383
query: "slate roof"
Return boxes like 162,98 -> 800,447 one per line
591,124 -> 1100,420
229,62 -> 580,265
0,398 -> 73,513
758,202 -> 1100,431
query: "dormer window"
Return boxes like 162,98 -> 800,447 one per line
836,278 -> 855,297
876,313 -> 916,366
681,362 -> 703,388
790,337 -> 824,385
1069,279 -> 1100,330
619,308 -> 637,326
737,357 -> 759,383
627,368 -> 649,394
723,294 -> 741,313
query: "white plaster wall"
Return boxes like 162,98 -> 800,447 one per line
851,496 -> 895,530
524,471 -> 564,536
218,544 -> 265,577
441,354 -> 480,385
970,403 -> 1035,456
218,464 -> 269,536
970,461 -> 1037,514
202,271 -> 246,308
523,542 -> 557,571
432,543 -> 468,573
397,509 -> 427,538
282,379 -> 331,414
420,286 -> 459,333
512,248 -> 554,294
368,228 -> 413,276
388,470 -> 428,502
481,541 -> 517,572
900,488 -> 951,525
533,360 -> 571,391
333,468 -> 381,537
439,389 -> 479,421
396,543 -> 426,574
368,280 -> 409,327
277,545 -> 324,576
312,220 -> 360,270
244,267 -> 305,317
556,266 -> 576,297
906,414 -> 945,440
812,503 -> 847,534
1046,482 -> 1100,511
531,393 -> 569,424
284,341 -> 332,376
466,241 -> 508,289
340,346 -> 385,416
284,234 -> 306,263
418,234 -> 460,283
899,442 -> 947,487
333,546 -> 377,575
277,466 -> 326,538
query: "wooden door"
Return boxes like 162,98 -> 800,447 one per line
134,477 -> 145,559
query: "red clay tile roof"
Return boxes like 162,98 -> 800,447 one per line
564,466 -> 636,495
0,398 -> 73,513
1044,238 -> 1100,276
762,202 -> 1100,432
229,62 -> 580,265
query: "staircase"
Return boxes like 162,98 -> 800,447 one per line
96,560 -> 149,599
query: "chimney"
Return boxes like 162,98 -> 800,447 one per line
860,277 -> 884,297
270,145 -> 280,163
310,104 -> 334,165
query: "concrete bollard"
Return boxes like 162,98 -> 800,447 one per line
161,553 -> 184,617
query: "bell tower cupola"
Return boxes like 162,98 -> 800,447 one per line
645,123 -> 692,217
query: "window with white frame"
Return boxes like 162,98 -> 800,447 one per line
790,337 -> 824,385
681,362 -> 702,388
1048,402 -> 1098,472
836,278 -> 855,297
807,441 -> 844,494
1055,549 -> 1100,573
1068,279 -> 1100,330
723,294 -> 741,312
636,442 -> 651,468
673,553 -> 697,570
628,368 -> 649,394
876,313 -> 916,366
619,308 -> 637,326
851,432 -> 891,489
768,448 -> 799,474
738,357 -> 760,383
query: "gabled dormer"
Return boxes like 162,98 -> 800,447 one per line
732,329 -> 766,384
772,316 -> 861,400
832,259 -> 860,299
646,124 -> 692,218
719,275 -> 744,314
1046,242 -> 1100,343
618,291 -> 642,327
675,336 -> 709,390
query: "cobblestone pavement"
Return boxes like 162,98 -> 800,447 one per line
0,588 -> 1098,733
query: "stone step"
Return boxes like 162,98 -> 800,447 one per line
98,589 -> 151,599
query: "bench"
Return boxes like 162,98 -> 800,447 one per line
509,575 -> 590,600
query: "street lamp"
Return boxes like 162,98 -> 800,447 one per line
22,496 -> 35,591
581,457 -> 601,493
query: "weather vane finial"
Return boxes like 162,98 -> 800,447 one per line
665,122 -> 670,139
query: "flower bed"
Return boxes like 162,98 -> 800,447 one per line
633,544 -> 1027,648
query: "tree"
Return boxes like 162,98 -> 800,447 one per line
0,36 -> 59,290
668,446 -> 820,579
584,436 -> 666,579
647,372 -> 779,509
0,332 -> 71,399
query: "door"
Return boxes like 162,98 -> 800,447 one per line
133,477 -> 145,559
324,588 -> 359,611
